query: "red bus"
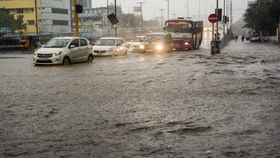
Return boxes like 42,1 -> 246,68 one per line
164,18 -> 203,50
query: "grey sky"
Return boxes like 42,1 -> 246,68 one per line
92,0 -> 248,23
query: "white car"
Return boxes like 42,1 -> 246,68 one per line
33,37 -> 94,65
92,37 -> 127,56
128,35 -> 145,53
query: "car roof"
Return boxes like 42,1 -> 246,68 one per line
99,37 -> 125,40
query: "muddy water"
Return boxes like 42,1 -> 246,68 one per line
0,41 -> 280,158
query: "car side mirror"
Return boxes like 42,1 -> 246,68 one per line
69,45 -> 76,49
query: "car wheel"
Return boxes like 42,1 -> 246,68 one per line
88,55 -> 94,62
63,57 -> 71,65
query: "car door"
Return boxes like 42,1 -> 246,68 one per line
79,38 -> 90,61
116,39 -> 125,54
68,39 -> 80,63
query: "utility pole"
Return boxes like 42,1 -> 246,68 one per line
166,0 -> 169,19
216,0 -> 219,41
34,0 -> 39,35
230,0 -> 233,26
114,0 -> 117,37
73,0 -> 80,37
223,0 -> 226,35
107,0 -> 110,36
136,1 -> 145,34
160,9 -> 165,28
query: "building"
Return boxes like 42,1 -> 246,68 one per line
0,0 -> 72,34
78,0 -> 92,9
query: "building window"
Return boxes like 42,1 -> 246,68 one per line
27,20 -> 35,25
24,8 -> 34,14
52,8 -> 68,14
53,20 -> 68,26
17,9 -> 23,14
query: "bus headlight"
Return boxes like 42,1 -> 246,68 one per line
184,42 -> 190,46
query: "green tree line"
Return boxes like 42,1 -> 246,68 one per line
0,8 -> 26,32
244,0 -> 280,35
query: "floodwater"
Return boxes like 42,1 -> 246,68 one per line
0,41 -> 280,158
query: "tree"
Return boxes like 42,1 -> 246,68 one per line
244,0 -> 280,35
0,8 -> 26,32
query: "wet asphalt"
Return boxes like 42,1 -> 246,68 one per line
0,41 -> 280,158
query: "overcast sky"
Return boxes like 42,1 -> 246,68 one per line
92,0 -> 248,23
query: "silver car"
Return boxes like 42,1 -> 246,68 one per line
33,37 -> 94,65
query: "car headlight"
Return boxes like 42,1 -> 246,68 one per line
117,46 -> 125,51
140,45 -> 145,49
54,51 -> 62,56
155,44 -> 163,50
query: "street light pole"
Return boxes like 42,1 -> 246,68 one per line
114,0 -> 117,37
136,2 -> 145,34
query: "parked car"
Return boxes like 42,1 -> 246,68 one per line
92,37 -> 127,56
128,35 -> 145,53
139,32 -> 173,53
33,37 -> 94,65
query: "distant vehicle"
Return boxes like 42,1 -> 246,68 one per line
250,32 -> 261,42
139,32 -> 173,53
164,17 -> 203,50
92,37 -> 127,57
20,35 -> 40,49
33,37 -> 93,65
128,35 -> 145,53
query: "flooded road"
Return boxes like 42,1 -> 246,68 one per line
0,41 -> 280,158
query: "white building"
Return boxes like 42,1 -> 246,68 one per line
40,0 -> 72,33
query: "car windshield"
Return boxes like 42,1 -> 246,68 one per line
165,22 -> 192,33
44,39 -> 70,48
95,39 -> 115,46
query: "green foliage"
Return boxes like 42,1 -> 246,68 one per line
244,0 -> 280,34
0,8 -> 26,32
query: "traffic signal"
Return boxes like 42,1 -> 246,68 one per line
223,16 -> 229,23
75,4 -> 83,13
215,8 -> 222,21
107,13 -> 119,25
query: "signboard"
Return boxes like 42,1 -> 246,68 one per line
208,14 -> 218,23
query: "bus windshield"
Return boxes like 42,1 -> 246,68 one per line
165,21 -> 192,33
